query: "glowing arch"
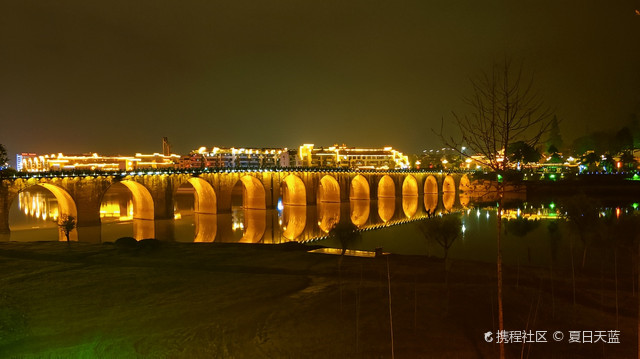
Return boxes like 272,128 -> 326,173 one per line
318,175 -> 340,203
120,180 -> 154,220
38,184 -> 78,220
350,175 -> 370,200
236,176 -> 266,210
23,184 -> 79,241
459,174 -> 471,192
185,177 -> 217,214
443,175 -> 456,193
402,175 -> 418,197
282,175 -> 306,206
377,175 -> 395,198
424,175 -> 438,194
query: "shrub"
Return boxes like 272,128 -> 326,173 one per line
114,237 -> 138,249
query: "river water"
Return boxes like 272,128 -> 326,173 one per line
3,185 -> 639,271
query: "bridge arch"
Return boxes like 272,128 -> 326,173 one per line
424,175 -> 438,194
118,180 -> 154,220
10,184 -> 80,240
350,175 -> 370,200
282,175 -> 306,206
377,175 -> 395,198
459,174 -> 471,192
38,183 -> 78,221
317,175 -> 340,203
186,177 -> 217,214
443,175 -> 456,193
233,175 -> 266,210
402,175 -> 418,197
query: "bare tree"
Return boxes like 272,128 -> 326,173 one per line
437,59 -> 552,359
439,59 -> 552,172
0,144 -> 8,169
58,215 -> 76,244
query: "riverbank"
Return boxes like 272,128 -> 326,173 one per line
0,241 -> 636,358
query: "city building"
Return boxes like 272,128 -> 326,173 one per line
182,147 -> 289,169
16,152 -> 37,171
19,153 -> 180,172
298,144 -> 410,169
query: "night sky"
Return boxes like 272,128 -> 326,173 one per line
1,1 -> 639,163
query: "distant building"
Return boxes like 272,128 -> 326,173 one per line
16,153 -> 37,171
299,144 -> 410,169
162,137 -> 172,156
183,147 -> 288,169
19,153 -> 180,172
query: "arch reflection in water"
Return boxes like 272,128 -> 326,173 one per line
239,209 -> 266,243
402,196 -> 418,218
194,213 -> 217,242
443,191 -> 455,211
424,192 -> 438,215
317,202 -> 340,232
133,219 -> 155,240
378,197 -> 395,222
350,199 -> 370,227
460,193 -> 470,208
281,205 -> 306,240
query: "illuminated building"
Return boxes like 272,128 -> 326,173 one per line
183,147 -> 290,168
19,153 -> 180,172
16,153 -> 37,171
299,144 -> 410,169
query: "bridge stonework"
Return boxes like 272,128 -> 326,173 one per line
0,170 -> 471,235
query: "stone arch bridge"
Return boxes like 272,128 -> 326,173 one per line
0,169 -> 472,235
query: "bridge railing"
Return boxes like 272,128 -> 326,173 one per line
1,167 -> 476,179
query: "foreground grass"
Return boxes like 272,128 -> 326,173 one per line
0,241 -> 636,358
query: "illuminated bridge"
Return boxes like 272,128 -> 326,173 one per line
0,169 -> 473,239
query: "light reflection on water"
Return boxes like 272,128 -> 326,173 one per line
5,188 -> 640,270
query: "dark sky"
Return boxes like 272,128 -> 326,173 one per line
1,1 -> 639,163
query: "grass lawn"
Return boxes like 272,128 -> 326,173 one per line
0,240 -> 636,358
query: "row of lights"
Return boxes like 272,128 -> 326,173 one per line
4,166 -> 477,179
